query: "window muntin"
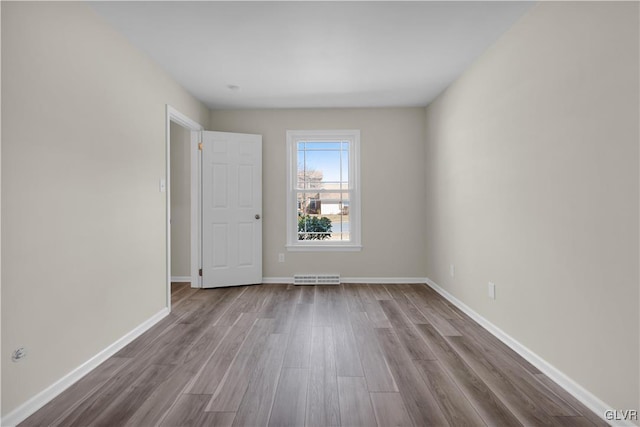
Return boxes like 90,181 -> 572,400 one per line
286,130 -> 361,251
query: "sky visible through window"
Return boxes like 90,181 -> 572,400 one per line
297,141 -> 349,184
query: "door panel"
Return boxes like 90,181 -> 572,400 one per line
202,131 -> 262,288
212,164 -> 228,208
237,222 -> 254,266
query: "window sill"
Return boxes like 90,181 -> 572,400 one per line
286,244 -> 362,252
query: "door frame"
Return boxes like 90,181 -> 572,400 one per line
166,105 -> 203,310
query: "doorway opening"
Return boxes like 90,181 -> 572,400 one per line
166,106 -> 203,310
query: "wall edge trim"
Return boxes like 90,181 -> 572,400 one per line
261,277 -> 428,284
425,277 -> 631,427
1,308 -> 171,427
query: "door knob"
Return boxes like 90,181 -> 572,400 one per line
255,214 -> 261,219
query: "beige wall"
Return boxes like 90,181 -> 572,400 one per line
210,108 -> 427,279
170,123 -> 191,278
1,2 -> 209,416
425,1 -> 639,412
3,0 -> 637,420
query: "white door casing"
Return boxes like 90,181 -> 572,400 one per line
166,105 -> 204,304
201,131 -> 262,288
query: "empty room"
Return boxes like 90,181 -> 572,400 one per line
1,1 -> 638,426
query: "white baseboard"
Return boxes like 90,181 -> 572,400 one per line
342,277 -> 428,284
4,280 -> 629,426
425,278 -> 634,427
1,308 -> 170,427
171,276 -> 192,283
262,277 -> 428,284
262,277 -> 292,284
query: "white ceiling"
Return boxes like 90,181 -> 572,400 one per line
90,1 -> 533,110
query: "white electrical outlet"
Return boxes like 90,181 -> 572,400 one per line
488,282 -> 496,300
278,253 -> 285,263
449,264 -> 455,278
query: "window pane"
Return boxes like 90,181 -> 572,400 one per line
341,148 -> 349,190
297,142 -> 349,190
297,150 -> 305,188
303,141 -> 342,150
297,150 -> 324,189
304,149 -> 341,183
297,191 -> 350,241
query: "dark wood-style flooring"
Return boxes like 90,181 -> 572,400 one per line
21,283 -> 606,427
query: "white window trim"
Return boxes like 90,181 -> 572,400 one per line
286,129 -> 362,252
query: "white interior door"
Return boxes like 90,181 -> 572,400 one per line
202,131 -> 262,288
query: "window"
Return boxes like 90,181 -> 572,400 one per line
286,130 -> 361,251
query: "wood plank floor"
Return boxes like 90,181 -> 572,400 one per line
20,283 -> 607,427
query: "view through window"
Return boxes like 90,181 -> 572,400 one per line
286,130 -> 361,250
297,141 -> 350,241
